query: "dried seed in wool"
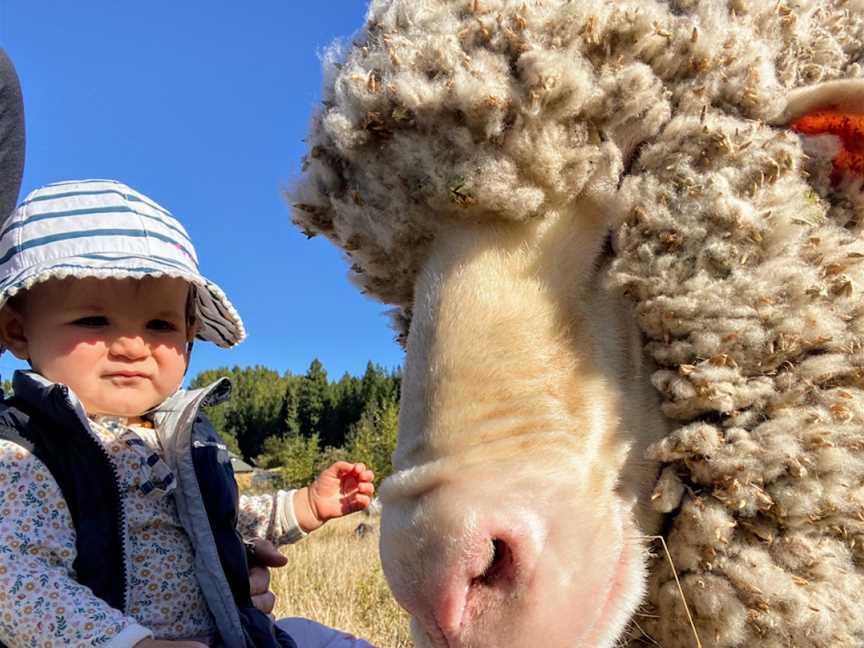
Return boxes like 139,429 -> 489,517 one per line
653,24 -> 672,41
367,71 -> 380,93
512,13 -> 527,31
832,278 -> 854,297
391,106 -> 413,125
766,158 -> 782,182
447,177 -> 477,208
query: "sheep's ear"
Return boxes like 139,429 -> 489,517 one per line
773,80 -> 864,124
771,80 -> 864,185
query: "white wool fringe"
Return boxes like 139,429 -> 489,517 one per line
292,1 -> 864,646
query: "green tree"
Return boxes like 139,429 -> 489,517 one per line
225,366 -> 289,460
190,359 -> 402,476
257,432 -> 321,489
280,376 -> 302,436
297,359 -> 329,438
359,362 -> 397,408
319,371 -> 362,448
344,399 -> 399,486
315,444 -> 350,474
191,365 -> 288,461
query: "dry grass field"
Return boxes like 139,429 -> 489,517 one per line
271,510 -> 413,647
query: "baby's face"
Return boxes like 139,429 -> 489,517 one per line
1,276 -> 192,419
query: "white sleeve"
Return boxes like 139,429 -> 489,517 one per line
238,490 -> 308,546
0,440 -> 154,647
105,624 -> 154,648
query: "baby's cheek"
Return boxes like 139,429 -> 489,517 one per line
157,348 -> 190,389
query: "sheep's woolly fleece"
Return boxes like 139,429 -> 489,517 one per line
292,1 -> 864,646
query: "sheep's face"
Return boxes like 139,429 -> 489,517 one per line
378,208 -> 669,647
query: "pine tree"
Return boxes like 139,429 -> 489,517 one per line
225,366 -> 289,460
319,371 -> 362,448
280,376 -> 301,436
192,365 -> 288,460
190,359 -> 402,480
297,358 -> 329,438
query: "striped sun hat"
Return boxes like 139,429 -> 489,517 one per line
0,179 -> 245,347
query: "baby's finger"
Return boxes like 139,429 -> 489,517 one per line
249,539 -> 288,568
252,591 -> 276,615
352,494 -> 372,510
331,460 -> 356,475
249,565 -> 270,595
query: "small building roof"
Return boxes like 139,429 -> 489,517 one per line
230,453 -> 255,473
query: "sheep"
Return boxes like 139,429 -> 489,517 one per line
291,1 -> 864,646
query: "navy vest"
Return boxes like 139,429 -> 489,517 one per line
0,389 -> 297,648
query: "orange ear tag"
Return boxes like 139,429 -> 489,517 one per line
791,111 -> 864,185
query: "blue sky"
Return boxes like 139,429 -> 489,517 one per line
0,2 -> 407,383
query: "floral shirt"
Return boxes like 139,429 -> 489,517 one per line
0,416 -> 305,648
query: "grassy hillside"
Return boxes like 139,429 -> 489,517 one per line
271,511 -> 413,647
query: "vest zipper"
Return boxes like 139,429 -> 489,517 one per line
59,385 -> 132,613
191,439 -> 228,450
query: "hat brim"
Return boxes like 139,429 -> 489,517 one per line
0,255 -> 245,348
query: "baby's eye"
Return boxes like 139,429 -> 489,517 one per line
147,319 -> 179,332
72,316 -> 108,328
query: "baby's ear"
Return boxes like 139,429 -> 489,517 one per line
771,79 -> 864,186
0,303 -> 29,361
186,315 -> 200,343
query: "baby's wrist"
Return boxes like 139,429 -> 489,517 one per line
292,487 -> 324,533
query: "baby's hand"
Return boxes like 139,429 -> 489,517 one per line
293,462 -> 375,533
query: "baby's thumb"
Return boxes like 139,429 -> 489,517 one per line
248,538 -> 288,567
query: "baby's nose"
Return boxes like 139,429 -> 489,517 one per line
109,333 -> 148,358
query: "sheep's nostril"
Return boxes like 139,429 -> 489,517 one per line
472,538 -> 513,588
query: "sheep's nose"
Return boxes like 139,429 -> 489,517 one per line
380,492 -> 534,647
432,535 -> 520,641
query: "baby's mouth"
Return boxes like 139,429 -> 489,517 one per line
105,371 -> 150,380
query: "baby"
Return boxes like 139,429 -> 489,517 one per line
0,180 -> 375,647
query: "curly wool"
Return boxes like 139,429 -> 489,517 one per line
292,1 -> 864,646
